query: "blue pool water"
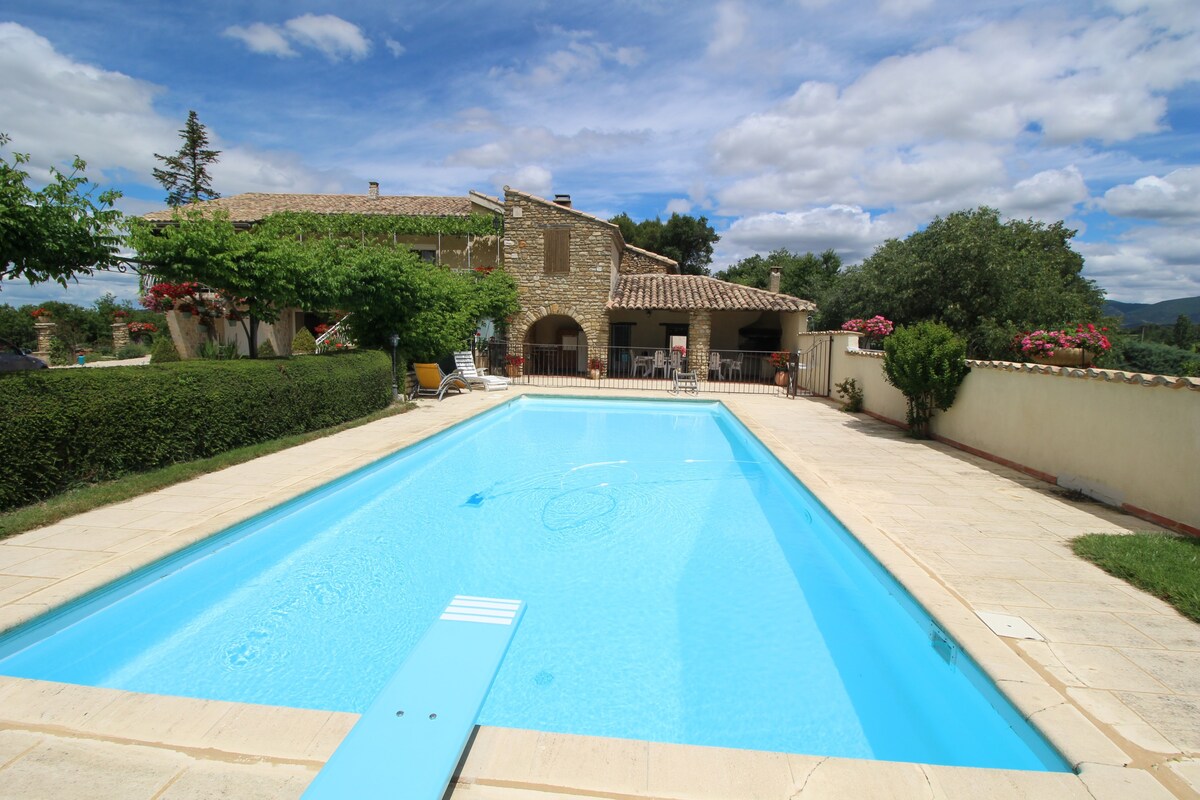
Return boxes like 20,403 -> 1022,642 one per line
0,397 -> 1066,770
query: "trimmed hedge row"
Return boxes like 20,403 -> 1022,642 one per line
0,350 -> 393,511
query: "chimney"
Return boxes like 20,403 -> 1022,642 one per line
553,193 -> 572,208
368,181 -> 379,199
769,267 -> 781,293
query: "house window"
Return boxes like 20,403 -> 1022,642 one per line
413,249 -> 437,263
543,228 -> 570,274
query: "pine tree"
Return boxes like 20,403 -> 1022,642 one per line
153,110 -> 221,207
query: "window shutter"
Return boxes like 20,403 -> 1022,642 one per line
544,228 -> 570,273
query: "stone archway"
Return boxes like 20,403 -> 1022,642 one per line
520,313 -> 589,375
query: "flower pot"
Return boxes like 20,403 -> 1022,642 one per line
774,370 -> 789,387
1031,348 -> 1093,367
589,369 -> 601,380
506,364 -> 522,379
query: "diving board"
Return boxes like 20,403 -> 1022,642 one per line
304,595 -> 525,799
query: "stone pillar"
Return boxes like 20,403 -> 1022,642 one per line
111,322 -> 130,350
34,320 -> 55,362
689,310 -> 713,381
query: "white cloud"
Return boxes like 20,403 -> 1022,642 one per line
284,14 -> 371,62
1101,167 -> 1200,221
446,127 -> 649,169
707,2 -> 749,58
710,10 -> 1200,217
223,22 -> 297,58
0,24 -> 342,201
488,30 -> 644,87
225,15 -> 370,62
0,23 -> 172,178
991,166 -> 1091,220
1078,230 -> 1200,303
665,198 -> 693,214
384,37 -> 406,57
494,165 -> 554,198
717,205 -> 910,266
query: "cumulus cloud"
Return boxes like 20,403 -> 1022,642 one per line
1077,230 -> 1200,303
1101,167 -> 1200,220
224,14 -> 370,62
718,205 -> 911,265
223,22 -> 297,58
711,11 -> 1199,216
990,166 -> 1091,221
0,23 -> 341,199
494,165 -> 554,198
665,198 -> 693,214
284,14 -> 371,61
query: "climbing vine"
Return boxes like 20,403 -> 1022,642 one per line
255,211 -> 501,240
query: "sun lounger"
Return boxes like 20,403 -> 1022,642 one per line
453,351 -> 510,391
411,363 -> 469,400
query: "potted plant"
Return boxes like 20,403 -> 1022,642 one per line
504,353 -> 525,379
769,351 -> 791,387
841,315 -> 894,349
30,307 -> 50,321
1015,324 -> 1110,366
588,357 -> 603,380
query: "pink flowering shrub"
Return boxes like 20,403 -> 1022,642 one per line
842,315 -> 894,348
1016,324 -> 1111,358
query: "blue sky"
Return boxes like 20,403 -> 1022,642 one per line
2,0 -> 1198,307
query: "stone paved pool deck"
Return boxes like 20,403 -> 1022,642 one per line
0,386 -> 1197,799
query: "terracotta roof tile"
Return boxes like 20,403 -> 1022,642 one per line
608,275 -> 816,312
142,193 -> 474,223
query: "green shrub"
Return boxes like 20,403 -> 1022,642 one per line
117,343 -> 150,359
0,350 -> 392,510
150,336 -> 181,363
883,322 -> 969,438
48,337 -> 73,366
1111,339 -> 1197,377
292,327 -> 317,354
834,377 -> 863,412
257,339 -> 276,358
197,341 -> 239,360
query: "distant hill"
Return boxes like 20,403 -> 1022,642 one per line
1104,296 -> 1200,327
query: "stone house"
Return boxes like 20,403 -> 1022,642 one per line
501,187 -> 814,378
142,185 -> 814,370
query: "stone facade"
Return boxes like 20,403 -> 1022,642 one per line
620,245 -> 677,275
503,188 -> 645,367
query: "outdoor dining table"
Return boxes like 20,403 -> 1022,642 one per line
633,354 -> 654,377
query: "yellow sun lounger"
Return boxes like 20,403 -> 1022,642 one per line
411,363 -> 469,401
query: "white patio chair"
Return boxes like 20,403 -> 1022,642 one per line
708,351 -> 721,380
727,352 -> 744,381
651,350 -> 667,378
668,349 -> 682,378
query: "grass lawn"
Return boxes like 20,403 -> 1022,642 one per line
0,402 -> 413,542
1072,533 -> 1200,623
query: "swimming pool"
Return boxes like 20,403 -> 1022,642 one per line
0,397 -> 1067,771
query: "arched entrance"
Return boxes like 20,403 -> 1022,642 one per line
525,314 -> 588,375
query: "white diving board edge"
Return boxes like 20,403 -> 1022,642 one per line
303,595 -> 526,799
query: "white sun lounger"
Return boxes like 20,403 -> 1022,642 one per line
454,351 -> 510,391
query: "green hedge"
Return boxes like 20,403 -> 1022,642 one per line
0,350 -> 392,510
